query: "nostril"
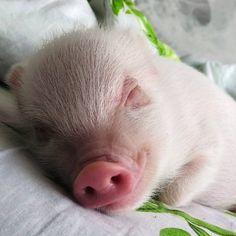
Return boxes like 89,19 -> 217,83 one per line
73,161 -> 136,208
111,174 -> 122,184
84,186 -> 96,196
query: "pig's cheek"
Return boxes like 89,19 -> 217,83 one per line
45,152 -> 78,187
28,139 -> 76,186
48,145 -> 79,185
135,153 -> 160,202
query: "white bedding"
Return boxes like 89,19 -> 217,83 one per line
0,146 -> 235,236
0,0 -> 97,79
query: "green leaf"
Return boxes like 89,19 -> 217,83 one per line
125,9 -> 132,14
110,0 -> 124,16
188,223 -> 211,236
137,200 -> 236,236
224,210 -> 236,217
109,0 -> 179,61
160,227 -> 191,236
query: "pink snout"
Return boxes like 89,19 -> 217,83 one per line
73,161 -> 135,209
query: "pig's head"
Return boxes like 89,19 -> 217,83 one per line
4,29 -> 169,212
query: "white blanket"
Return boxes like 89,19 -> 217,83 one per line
0,0 -> 97,79
0,146 -> 235,236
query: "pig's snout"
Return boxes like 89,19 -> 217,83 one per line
73,161 -> 135,209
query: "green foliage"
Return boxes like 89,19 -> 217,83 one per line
111,0 -> 124,16
188,222 -> 210,236
224,210 -> 236,217
160,227 -> 191,236
109,0 -> 179,61
137,200 -> 236,236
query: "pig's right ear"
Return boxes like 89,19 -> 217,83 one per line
5,63 -> 25,90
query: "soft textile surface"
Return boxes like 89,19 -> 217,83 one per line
182,56 -> 236,100
0,147 -> 235,236
0,0 -> 97,79
136,0 -> 236,64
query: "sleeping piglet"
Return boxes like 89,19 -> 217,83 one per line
1,28 -> 236,213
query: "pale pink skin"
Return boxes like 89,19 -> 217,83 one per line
1,28 -> 236,213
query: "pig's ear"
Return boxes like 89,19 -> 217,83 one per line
121,79 -> 150,108
5,63 -> 25,90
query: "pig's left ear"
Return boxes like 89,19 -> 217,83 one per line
5,63 -> 25,90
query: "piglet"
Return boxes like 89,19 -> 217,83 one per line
1,28 -> 236,212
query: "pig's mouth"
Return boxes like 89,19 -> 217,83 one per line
72,149 -> 147,211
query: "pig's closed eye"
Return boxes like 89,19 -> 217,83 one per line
34,124 -> 53,142
122,79 -> 150,109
